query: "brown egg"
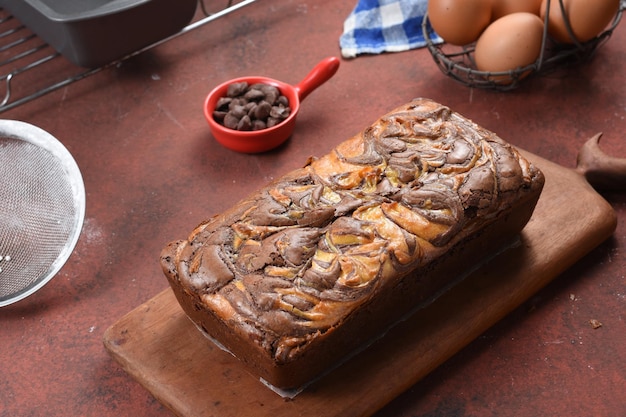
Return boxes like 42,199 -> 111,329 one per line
540,0 -> 620,44
491,0 -> 543,20
475,12 -> 544,83
428,0 -> 492,46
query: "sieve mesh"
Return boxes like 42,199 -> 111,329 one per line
0,121 -> 85,306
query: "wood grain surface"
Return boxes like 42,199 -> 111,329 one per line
103,152 -> 617,417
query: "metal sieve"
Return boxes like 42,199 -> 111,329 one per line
0,120 -> 85,307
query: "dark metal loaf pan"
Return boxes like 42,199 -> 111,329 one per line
0,0 -> 198,68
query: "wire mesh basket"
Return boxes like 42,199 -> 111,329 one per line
422,0 -> 625,90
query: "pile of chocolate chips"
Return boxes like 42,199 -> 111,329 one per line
213,82 -> 291,131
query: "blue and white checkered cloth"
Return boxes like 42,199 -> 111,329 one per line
339,0 -> 442,59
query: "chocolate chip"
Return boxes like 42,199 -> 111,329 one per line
277,95 -> 289,107
254,101 -> 272,120
270,105 -> 290,119
252,120 -> 267,130
215,97 -> 232,111
267,117 -> 280,128
231,105 -> 248,119
223,113 -> 240,130
213,82 -> 291,131
244,88 -> 265,102
261,85 -> 280,104
237,115 -> 253,131
227,82 -> 248,97
213,111 -> 227,122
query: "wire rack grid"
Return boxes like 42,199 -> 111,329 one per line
0,0 -> 257,114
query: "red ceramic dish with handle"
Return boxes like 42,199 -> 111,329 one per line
204,56 -> 340,153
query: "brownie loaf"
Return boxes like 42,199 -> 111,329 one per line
161,98 -> 545,390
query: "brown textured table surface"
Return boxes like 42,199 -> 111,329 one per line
2,1 -> 625,416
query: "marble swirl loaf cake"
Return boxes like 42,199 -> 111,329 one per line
160,98 -> 545,390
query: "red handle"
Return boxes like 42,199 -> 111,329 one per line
294,56 -> 340,102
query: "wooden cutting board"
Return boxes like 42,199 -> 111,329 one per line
103,152 -> 617,417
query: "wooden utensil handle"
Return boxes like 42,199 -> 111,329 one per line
576,133 -> 626,191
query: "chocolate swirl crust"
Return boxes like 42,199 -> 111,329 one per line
161,98 -> 545,389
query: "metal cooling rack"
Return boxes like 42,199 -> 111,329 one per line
0,0 -> 256,114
